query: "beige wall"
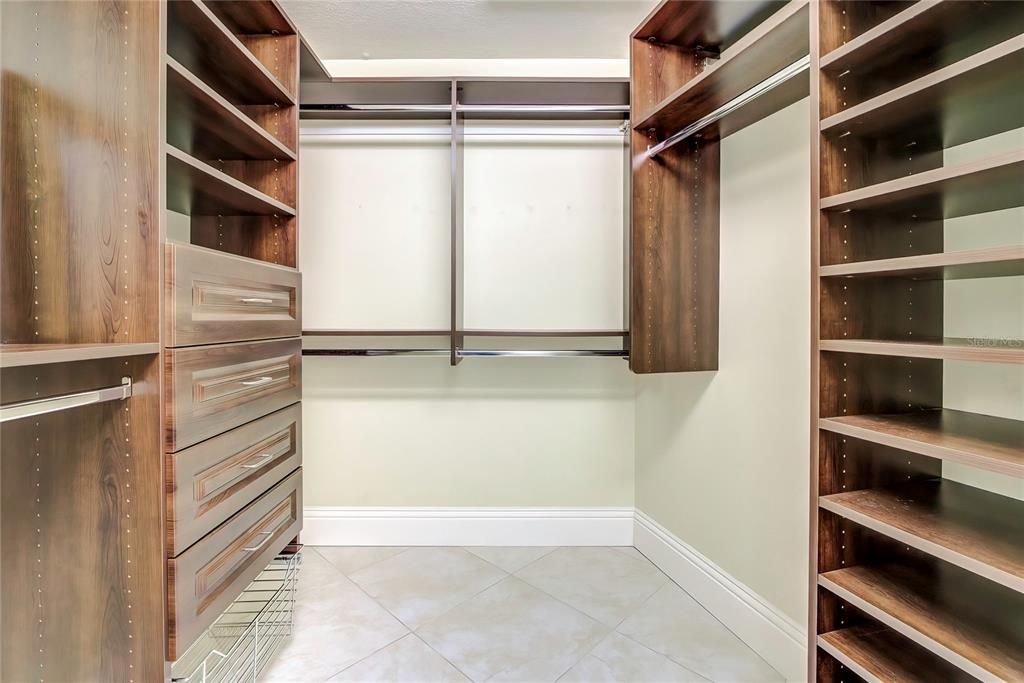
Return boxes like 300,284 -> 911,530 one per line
634,98 -> 812,624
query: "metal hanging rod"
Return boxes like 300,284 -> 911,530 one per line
645,55 -> 810,159
301,104 -> 629,115
301,104 -> 452,113
0,377 -> 132,423
299,125 -> 629,138
303,349 -> 626,358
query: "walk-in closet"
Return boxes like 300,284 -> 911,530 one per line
1,1 -> 1020,681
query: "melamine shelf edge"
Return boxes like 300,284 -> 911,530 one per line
0,342 -> 161,368
818,338 -> 1024,363
818,247 -> 1024,279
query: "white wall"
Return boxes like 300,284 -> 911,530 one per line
634,99 -> 812,625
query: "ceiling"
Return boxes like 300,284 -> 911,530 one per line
280,0 -> 655,60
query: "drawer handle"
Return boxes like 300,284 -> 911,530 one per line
241,531 -> 275,553
239,376 -> 274,387
239,453 -> 275,469
238,297 -> 275,305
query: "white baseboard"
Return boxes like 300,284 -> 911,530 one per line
633,510 -> 807,682
303,506 -> 635,547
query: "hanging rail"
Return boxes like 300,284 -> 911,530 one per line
301,104 -> 630,116
645,55 -> 810,159
302,349 -> 626,358
0,377 -> 132,423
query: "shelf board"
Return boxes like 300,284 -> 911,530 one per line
818,626 -> 975,683
632,0 -> 789,49
819,409 -> 1024,478
634,0 -> 809,134
166,58 -> 296,161
819,246 -> 1024,279
166,146 -> 296,217
0,343 -> 160,368
819,563 -> 1024,681
820,480 -> 1024,592
819,338 -> 1024,363
203,0 -> 296,35
168,0 -> 295,106
819,150 -> 1024,219
820,33 -> 1024,143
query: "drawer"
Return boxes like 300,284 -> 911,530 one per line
166,242 -> 301,347
167,403 -> 302,556
167,469 -> 302,660
165,338 -> 301,452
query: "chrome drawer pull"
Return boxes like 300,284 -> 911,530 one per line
239,453 -> 275,469
239,376 -> 274,387
238,297 -> 275,305
241,531 -> 275,552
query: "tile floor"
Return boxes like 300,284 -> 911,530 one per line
262,547 -> 783,683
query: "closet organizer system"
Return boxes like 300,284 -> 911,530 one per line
2,0 -> 302,680
298,48 -> 633,364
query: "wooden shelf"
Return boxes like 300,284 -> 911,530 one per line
634,0 -> 808,135
632,0 -> 789,49
818,626 -> 975,683
166,57 -> 296,161
819,150 -> 1024,219
819,337 -> 1024,363
819,246 -> 1024,279
203,0 -> 296,35
168,0 -> 295,106
819,563 -> 1024,681
0,343 -> 160,368
821,34 -> 1024,141
820,479 -> 1024,592
820,409 -> 1024,478
166,146 -> 296,217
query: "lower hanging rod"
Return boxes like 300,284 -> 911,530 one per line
303,349 -> 626,358
0,377 -> 132,423
645,55 -> 810,159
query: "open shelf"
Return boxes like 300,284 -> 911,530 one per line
0,343 -> 161,368
818,626 -> 975,683
821,33 -> 1024,141
819,563 -> 1024,681
819,150 -> 1024,218
820,479 -> 1024,592
819,338 -> 1024,363
634,0 -> 808,135
166,57 -> 296,161
819,246 -> 1024,279
166,146 -> 296,217
202,0 -> 295,35
819,409 -> 1024,478
167,0 -> 295,106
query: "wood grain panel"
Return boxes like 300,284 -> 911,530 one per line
1,0 -> 160,345
167,469 -> 301,659
818,625 -> 976,683
167,404 -> 301,557
166,241 -> 300,346
164,338 -> 301,452
190,214 -> 297,268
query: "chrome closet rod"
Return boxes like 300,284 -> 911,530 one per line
645,55 -> 810,159
0,377 -> 132,423
301,104 -> 452,113
302,349 -> 626,358
301,104 -> 629,114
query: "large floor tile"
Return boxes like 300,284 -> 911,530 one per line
617,583 -> 783,683
350,548 -> 506,630
318,546 -> 411,576
558,632 -> 710,683
464,547 -> 556,573
417,576 -> 607,683
515,547 -> 667,627
328,634 -> 470,683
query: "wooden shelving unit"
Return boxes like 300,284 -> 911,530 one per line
811,2 -> 1024,681
166,145 -> 296,216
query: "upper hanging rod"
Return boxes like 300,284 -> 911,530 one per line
645,55 -> 810,159
0,377 -> 132,423
301,104 -> 452,113
303,349 -> 626,358
300,104 -> 629,115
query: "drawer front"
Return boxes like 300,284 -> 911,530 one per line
166,242 -> 301,347
165,338 -> 301,452
167,403 -> 302,556
167,469 -> 302,660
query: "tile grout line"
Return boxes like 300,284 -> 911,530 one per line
409,631 -> 478,682
316,545 -> 415,577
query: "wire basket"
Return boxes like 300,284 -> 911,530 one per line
171,545 -> 302,682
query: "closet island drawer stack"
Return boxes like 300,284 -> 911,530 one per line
162,0 -> 303,672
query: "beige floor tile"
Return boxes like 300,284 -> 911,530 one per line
464,547 -> 556,573
318,546 -> 411,576
558,632 -> 710,683
417,576 -> 607,683
350,548 -> 506,630
612,547 -> 649,563
328,634 -> 471,683
515,547 -> 668,627
617,583 -> 783,683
